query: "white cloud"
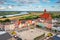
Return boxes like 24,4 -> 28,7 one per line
42,0 -> 50,2
0,5 -> 60,11
7,5 -> 14,9
0,6 -> 6,10
14,0 -> 40,5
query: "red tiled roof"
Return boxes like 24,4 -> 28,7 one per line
40,9 -> 52,20
17,21 -> 21,25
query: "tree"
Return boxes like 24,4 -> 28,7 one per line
29,12 -> 31,14
33,16 -> 40,19
55,30 -> 57,33
3,19 -> 11,22
0,20 -> 3,23
25,16 -> 33,20
11,31 -> 17,35
47,33 -> 53,37
17,38 -> 22,40
2,16 -> 7,18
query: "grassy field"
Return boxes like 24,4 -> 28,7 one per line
0,11 -> 20,16
0,11 -> 60,16
0,11 -> 60,20
0,12 -> 43,20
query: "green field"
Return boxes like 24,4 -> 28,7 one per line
0,11 -> 20,16
0,11 -> 60,19
0,11 -> 60,23
0,11 -> 60,16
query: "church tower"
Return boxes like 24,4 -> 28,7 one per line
44,9 -> 46,12
44,9 -> 47,14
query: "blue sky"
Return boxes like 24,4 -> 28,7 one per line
0,0 -> 60,11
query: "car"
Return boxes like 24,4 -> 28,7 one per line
47,33 -> 53,37
13,35 -> 19,39
17,37 -> 22,40
0,28 -> 5,31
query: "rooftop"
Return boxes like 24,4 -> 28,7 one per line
0,31 -> 12,40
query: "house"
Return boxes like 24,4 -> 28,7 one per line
5,24 -> 15,31
0,31 -> 12,40
53,34 -> 60,40
52,19 -> 57,24
55,18 -> 60,24
52,26 -> 60,32
39,9 -> 52,29
44,34 -> 60,40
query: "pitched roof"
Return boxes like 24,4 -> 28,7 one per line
52,35 -> 60,40
40,9 -> 52,20
0,32 -> 12,40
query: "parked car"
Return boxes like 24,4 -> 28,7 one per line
47,33 -> 53,37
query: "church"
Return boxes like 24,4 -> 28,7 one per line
40,9 -> 52,23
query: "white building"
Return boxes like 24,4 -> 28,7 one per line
5,24 -> 15,31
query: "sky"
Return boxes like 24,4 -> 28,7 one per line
0,0 -> 60,11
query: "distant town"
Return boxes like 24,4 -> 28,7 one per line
0,9 -> 60,40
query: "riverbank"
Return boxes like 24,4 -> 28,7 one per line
0,13 -> 43,20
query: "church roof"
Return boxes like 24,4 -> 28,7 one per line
40,9 -> 52,20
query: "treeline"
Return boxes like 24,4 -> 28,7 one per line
0,19 -> 11,24
51,13 -> 60,18
19,15 -> 40,20
0,15 -> 40,23
0,11 -> 20,16
52,15 -> 60,18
